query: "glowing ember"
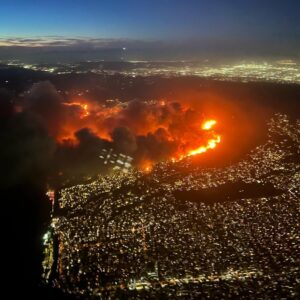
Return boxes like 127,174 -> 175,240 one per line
202,119 -> 217,130
142,161 -> 153,172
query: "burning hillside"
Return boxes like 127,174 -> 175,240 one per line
22,81 -> 222,171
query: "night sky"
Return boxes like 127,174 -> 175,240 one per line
0,0 -> 299,58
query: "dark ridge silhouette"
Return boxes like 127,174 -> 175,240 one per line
174,181 -> 283,205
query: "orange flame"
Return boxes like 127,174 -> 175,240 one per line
202,119 -> 217,130
187,134 -> 221,157
183,119 -> 221,159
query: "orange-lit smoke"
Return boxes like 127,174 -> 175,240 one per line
178,120 -> 221,159
57,100 -> 119,142
62,102 -> 90,118
54,98 -> 222,168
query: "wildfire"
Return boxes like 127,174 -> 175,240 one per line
187,134 -> 221,157
57,98 -> 222,171
202,119 -> 217,130
181,119 -> 221,159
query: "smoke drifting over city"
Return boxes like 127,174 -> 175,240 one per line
2,73 -> 299,190
2,80 -> 226,186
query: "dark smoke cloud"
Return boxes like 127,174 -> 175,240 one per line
111,127 -> 137,155
0,82 -> 67,188
103,99 -> 151,134
136,128 -> 177,163
1,80 -> 229,186
0,85 -> 58,298
54,128 -> 112,181
51,95 -> 203,176
0,88 -> 14,121
0,104 -> 55,188
25,81 -> 64,137
104,99 -> 188,136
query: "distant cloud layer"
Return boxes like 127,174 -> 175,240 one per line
0,37 -> 132,48
0,37 -> 157,49
0,36 -> 299,61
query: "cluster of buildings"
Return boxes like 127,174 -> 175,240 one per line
3,59 -> 300,84
42,114 -> 299,298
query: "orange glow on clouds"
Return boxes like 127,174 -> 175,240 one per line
56,99 -> 222,170
62,101 -> 90,118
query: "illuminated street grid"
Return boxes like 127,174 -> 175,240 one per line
43,114 -> 300,298
3,60 -> 300,84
